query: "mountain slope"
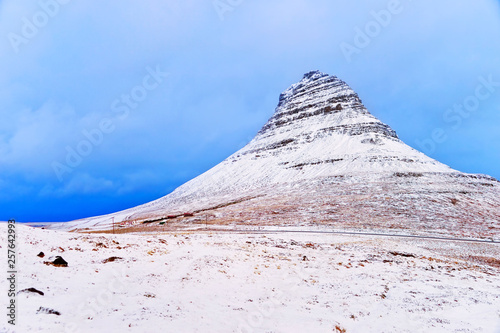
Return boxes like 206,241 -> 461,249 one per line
51,71 -> 500,238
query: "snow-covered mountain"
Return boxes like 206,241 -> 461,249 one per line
52,71 -> 500,238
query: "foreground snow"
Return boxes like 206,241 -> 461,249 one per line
2,225 -> 500,332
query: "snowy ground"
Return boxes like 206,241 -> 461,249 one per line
2,225 -> 500,332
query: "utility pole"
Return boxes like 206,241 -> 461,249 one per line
112,216 -> 115,234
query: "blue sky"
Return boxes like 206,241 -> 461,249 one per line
1,0 -> 499,222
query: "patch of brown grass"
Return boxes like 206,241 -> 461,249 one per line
470,256 -> 500,268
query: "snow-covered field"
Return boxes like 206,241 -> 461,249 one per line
2,225 -> 499,332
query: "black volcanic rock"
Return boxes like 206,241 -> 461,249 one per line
44,256 -> 68,267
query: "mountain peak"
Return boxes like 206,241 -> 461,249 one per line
267,71 -> 397,142
302,70 -> 329,80
278,70 -> 339,106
